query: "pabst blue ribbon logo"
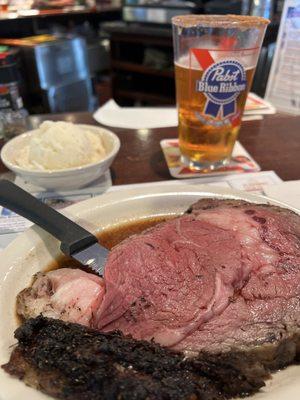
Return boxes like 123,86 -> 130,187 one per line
190,49 -> 247,120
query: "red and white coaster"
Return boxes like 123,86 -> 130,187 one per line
161,139 -> 260,179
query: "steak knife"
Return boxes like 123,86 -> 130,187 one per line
0,180 -> 108,276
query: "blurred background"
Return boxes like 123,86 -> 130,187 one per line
0,0 -> 282,115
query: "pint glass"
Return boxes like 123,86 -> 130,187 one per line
172,15 -> 269,170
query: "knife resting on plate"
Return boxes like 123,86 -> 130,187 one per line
0,180 -> 108,276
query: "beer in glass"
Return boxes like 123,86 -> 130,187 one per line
172,15 -> 269,170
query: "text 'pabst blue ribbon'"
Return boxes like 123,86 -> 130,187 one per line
191,49 -> 247,119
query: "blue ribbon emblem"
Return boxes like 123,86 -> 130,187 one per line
197,60 -> 247,119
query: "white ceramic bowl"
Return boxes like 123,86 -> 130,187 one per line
0,124 -> 120,190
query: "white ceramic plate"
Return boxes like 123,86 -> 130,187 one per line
0,185 -> 299,400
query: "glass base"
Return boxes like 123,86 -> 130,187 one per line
181,155 -> 230,172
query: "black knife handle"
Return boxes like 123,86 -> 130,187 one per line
0,180 -> 98,255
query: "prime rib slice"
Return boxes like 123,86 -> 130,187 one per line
16,199 -> 300,373
98,199 -> 300,366
2,316 -> 265,400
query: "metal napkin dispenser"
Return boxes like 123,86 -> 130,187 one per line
21,37 -> 95,113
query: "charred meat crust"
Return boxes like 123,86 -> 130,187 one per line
2,317 -> 265,400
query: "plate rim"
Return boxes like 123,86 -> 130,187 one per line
0,185 -> 298,270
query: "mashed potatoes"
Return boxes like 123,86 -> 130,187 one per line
17,121 -> 107,170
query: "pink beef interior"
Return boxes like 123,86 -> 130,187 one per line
95,201 -> 300,352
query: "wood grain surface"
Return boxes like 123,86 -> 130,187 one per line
1,112 -> 299,184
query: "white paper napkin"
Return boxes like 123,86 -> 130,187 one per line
263,180 -> 300,209
93,100 -> 178,129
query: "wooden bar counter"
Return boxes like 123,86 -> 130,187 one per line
1,112 -> 299,184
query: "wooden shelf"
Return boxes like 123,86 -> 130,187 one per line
115,89 -> 174,105
108,23 -> 175,105
111,61 -> 174,78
